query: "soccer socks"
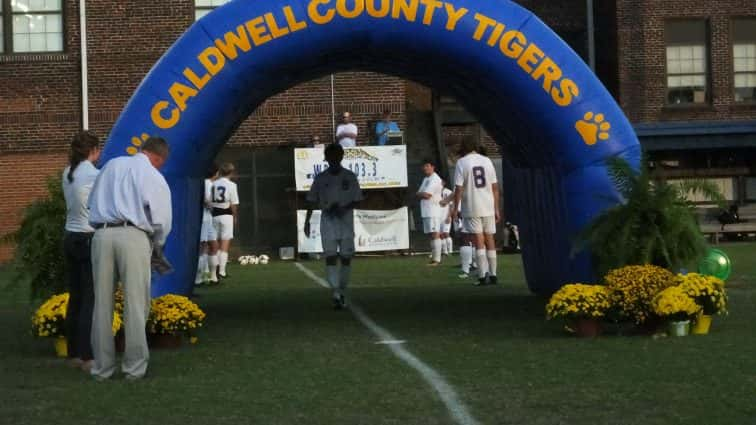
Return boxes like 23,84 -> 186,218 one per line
441,239 -> 448,255
208,254 -> 219,281
487,250 -> 497,277
201,254 -> 209,273
218,251 -> 228,275
431,238 -> 442,263
445,238 -> 453,254
476,249 -> 489,279
460,245 -> 473,273
327,264 -> 340,292
339,263 -> 351,292
194,256 -> 205,284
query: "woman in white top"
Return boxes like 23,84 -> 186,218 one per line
62,131 -> 100,372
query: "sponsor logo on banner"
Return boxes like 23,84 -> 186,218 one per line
298,208 -> 409,253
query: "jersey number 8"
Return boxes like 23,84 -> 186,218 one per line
473,166 -> 486,188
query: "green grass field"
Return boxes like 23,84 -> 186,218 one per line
1,245 -> 755,425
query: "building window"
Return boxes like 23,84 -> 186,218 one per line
195,0 -> 230,21
665,20 -> 709,105
733,18 -> 756,103
1,0 -> 63,53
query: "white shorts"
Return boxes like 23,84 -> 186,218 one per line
440,219 -> 451,234
422,217 -> 441,234
322,237 -> 355,257
462,217 -> 496,235
213,215 -> 234,241
200,218 -> 217,242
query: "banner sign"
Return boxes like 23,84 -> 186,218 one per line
294,146 -> 408,191
297,208 -> 410,253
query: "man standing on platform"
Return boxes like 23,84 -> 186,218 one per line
374,110 -> 400,146
88,137 -> 172,380
336,111 -> 358,148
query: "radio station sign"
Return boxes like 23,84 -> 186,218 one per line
294,145 -> 408,191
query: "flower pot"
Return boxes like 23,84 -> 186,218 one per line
667,320 -> 690,337
574,318 -> 602,338
54,337 -> 67,357
692,315 -> 712,335
148,333 -> 182,349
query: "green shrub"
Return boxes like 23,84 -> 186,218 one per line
1,176 -> 67,300
575,157 -> 724,277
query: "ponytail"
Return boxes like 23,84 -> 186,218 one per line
68,131 -> 100,182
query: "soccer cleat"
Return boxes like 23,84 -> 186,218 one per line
339,294 -> 347,309
332,296 -> 343,310
458,272 -> 470,279
489,275 -> 498,285
218,271 -> 229,279
474,276 -> 489,286
427,261 -> 441,267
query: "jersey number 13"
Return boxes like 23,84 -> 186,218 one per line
212,186 -> 226,203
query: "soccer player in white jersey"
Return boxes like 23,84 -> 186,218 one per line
195,164 -> 219,286
304,144 -> 364,310
451,137 -> 500,286
416,160 -> 445,266
210,162 -> 240,279
439,182 -> 454,256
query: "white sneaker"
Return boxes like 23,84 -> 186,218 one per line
458,272 -> 470,279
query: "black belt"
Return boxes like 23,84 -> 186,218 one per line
212,207 -> 233,217
93,221 -> 137,229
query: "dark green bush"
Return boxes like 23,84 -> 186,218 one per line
1,176 -> 67,300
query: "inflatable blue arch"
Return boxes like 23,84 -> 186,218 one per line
100,0 -> 641,297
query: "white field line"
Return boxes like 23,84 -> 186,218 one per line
293,262 -> 481,425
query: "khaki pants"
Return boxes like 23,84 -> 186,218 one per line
90,226 -> 152,379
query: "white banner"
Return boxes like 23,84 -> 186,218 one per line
297,208 -> 410,253
294,145 -> 408,191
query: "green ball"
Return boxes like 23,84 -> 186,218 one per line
698,249 -> 732,281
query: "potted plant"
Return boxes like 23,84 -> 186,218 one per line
603,264 -> 675,330
33,292 -> 122,356
575,157 -> 724,279
652,286 -> 701,337
546,283 -> 612,337
32,293 -> 69,357
147,294 -> 205,348
676,273 -> 727,335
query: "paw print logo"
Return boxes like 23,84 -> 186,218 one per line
575,112 -> 611,146
126,133 -> 150,155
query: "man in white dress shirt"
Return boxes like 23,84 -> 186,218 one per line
336,111 -> 358,148
88,137 -> 172,380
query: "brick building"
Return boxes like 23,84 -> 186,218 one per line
1,0 -> 754,259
